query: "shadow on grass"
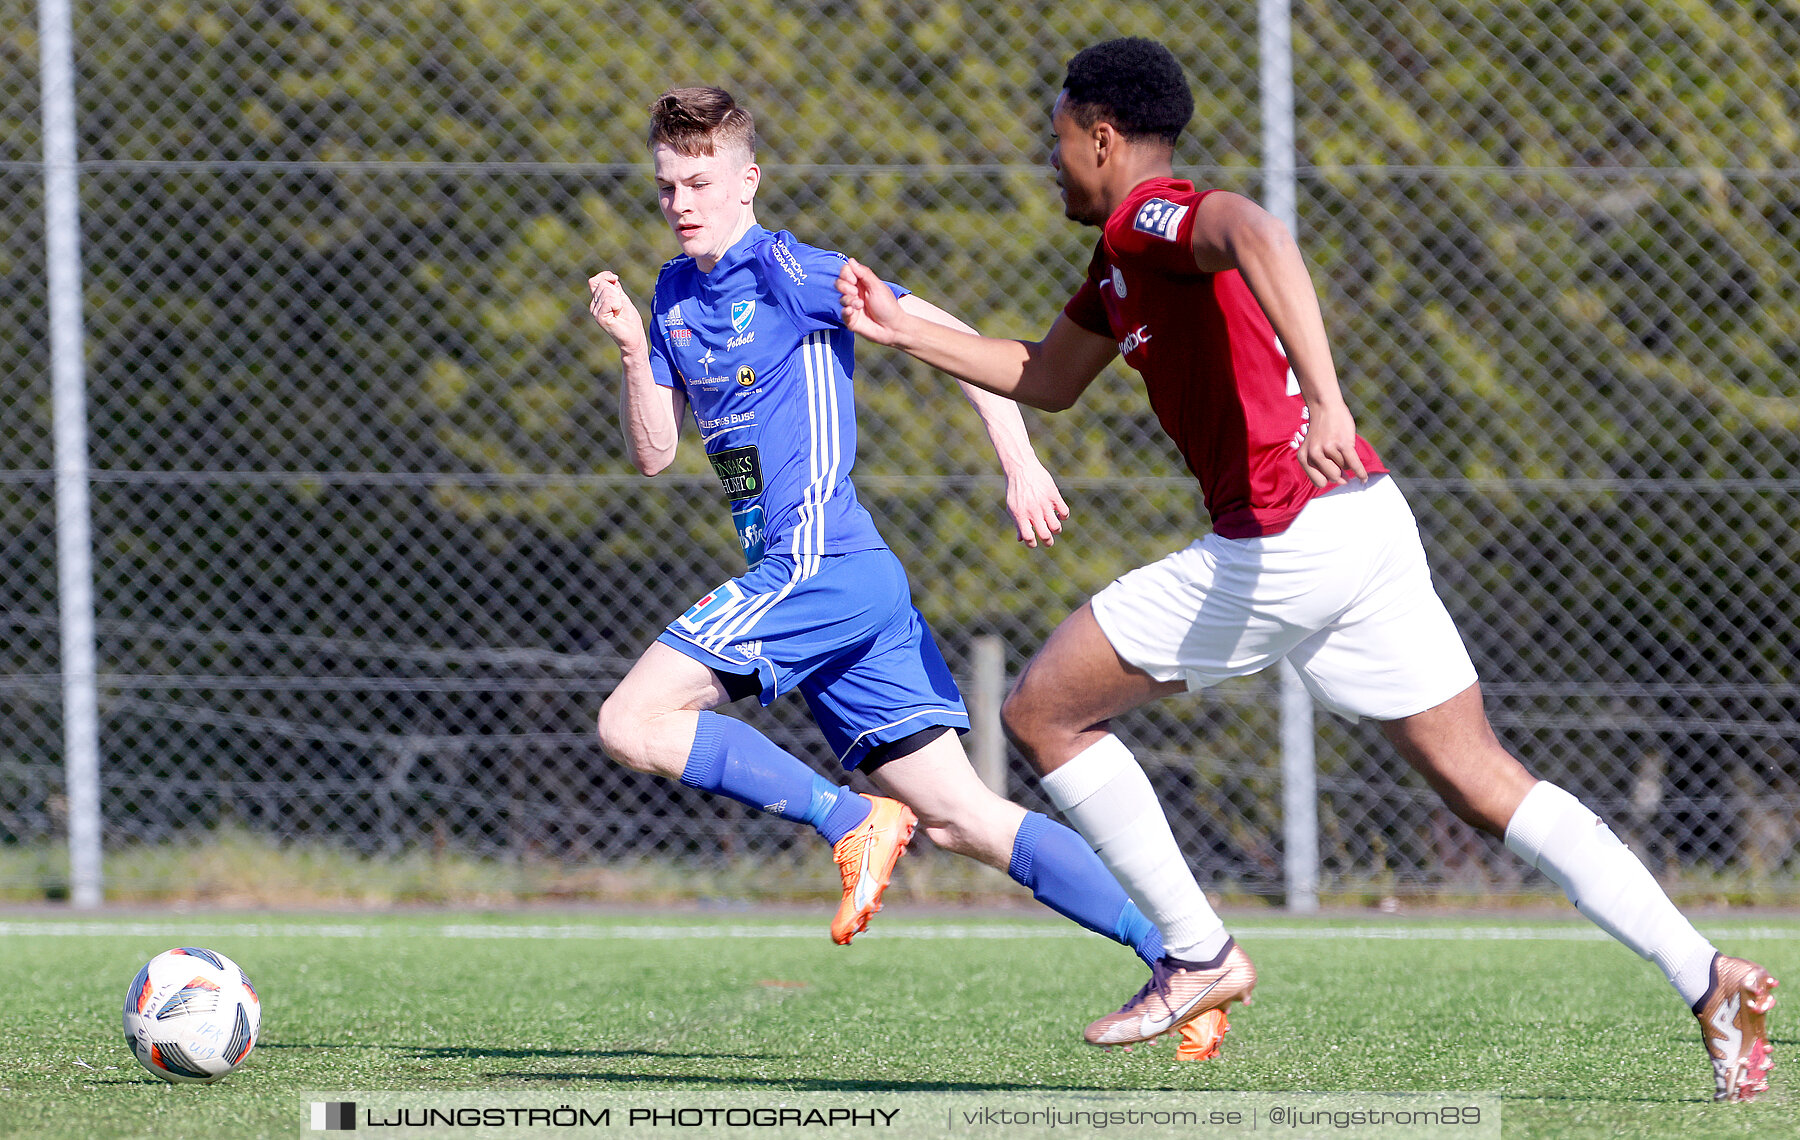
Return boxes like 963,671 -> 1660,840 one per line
260,1040 -> 1791,1105
411,1046 -> 769,1062
399,1044 -> 1184,1093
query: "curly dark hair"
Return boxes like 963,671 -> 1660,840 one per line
1061,38 -> 1193,146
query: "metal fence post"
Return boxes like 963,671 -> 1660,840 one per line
968,635 -> 1008,797
1261,0 -> 1320,913
39,0 -> 103,909
1280,662 -> 1320,912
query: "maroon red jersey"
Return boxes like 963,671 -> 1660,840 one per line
1063,178 -> 1386,538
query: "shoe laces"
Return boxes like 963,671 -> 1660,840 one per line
1116,959 -> 1177,1015
834,825 -> 870,873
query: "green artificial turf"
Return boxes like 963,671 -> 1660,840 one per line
0,913 -> 1792,1139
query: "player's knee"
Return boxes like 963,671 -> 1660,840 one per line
1000,686 -> 1053,759
595,693 -> 653,772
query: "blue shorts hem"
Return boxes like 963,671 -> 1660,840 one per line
838,709 -> 971,771
655,629 -> 778,706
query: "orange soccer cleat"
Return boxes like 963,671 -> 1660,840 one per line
1175,1008 -> 1230,1060
829,794 -> 917,945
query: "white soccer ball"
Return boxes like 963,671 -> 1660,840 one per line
122,947 -> 262,1084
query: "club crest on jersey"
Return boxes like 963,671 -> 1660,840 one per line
1132,198 -> 1190,242
1110,267 -> 1128,296
731,300 -> 756,334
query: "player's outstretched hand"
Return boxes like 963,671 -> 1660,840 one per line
837,258 -> 907,345
1006,458 -> 1071,548
1295,400 -> 1368,488
587,271 -> 646,353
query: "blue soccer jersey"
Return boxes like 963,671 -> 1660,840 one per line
647,225 -> 895,569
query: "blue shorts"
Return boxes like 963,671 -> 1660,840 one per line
657,548 -> 969,769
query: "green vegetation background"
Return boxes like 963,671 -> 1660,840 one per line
1,3 -> 1797,871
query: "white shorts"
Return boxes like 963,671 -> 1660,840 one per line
1090,475 -> 1477,721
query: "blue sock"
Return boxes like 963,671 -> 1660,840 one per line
680,711 -> 871,844
1009,812 -> 1165,966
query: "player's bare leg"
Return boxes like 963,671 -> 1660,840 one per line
1004,602 -> 1251,1044
1002,603 -> 1185,776
870,729 -> 1168,967
868,732 -> 1026,869
1375,682 -> 1535,836
598,642 -> 912,944
1382,682 -> 1777,1101
596,642 -> 731,778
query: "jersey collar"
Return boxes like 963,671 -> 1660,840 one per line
1111,177 -> 1197,224
702,224 -> 770,278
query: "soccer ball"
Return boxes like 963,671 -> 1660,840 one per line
122,947 -> 262,1084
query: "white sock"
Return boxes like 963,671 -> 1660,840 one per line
1505,780 -> 1717,1007
1039,734 -> 1229,962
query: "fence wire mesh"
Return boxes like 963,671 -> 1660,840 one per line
3,1 -> 1798,900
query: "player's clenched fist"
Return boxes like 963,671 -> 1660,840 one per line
587,271 -> 646,352
836,258 -> 906,346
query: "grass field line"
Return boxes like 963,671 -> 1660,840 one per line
3,918 -> 1795,941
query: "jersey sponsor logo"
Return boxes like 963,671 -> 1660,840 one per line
1132,197 -> 1190,242
663,303 -> 684,326
772,242 -> 807,284
692,347 -> 728,386
731,502 -> 767,566
697,410 -> 756,436
1110,267 -> 1128,296
731,300 -> 757,334
709,444 -> 763,502
1117,324 -> 1152,356
670,327 -> 692,346
736,364 -> 757,387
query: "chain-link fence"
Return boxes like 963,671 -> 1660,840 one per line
4,1 -> 1797,902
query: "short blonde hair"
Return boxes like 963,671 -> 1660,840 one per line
647,87 -> 756,162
